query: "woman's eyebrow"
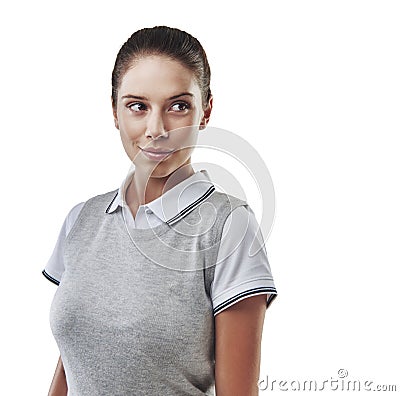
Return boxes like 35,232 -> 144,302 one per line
168,92 -> 194,100
120,92 -> 194,101
121,94 -> 148,100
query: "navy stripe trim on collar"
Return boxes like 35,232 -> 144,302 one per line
105,191 -> 119,214
42,270 -> 60,286
213,286 -> 277,315
166,185 -> 216,225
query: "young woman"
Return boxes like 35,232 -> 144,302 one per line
43,26 -> 277,396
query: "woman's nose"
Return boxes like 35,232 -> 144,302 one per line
145,112 -> 168,140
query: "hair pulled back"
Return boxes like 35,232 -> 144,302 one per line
111,26 -> 211,109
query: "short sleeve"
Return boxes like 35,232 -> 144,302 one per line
42,202 -> 85,285
211,205 -> 277,316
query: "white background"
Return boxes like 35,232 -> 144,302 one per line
1,0 -> 399,394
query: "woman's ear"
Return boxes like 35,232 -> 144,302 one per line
199,96 -> 213,130
111,96 -> 119,130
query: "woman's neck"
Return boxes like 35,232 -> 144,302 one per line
125,164 -> 195,216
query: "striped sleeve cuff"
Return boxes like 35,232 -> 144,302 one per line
42,269 -> 60,286
212,278 -> 277,316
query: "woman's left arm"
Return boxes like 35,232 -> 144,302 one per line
214,294 -> 267,396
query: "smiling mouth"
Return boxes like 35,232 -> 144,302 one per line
138,146 -> 176,161
139,146 -> 175,154
144,149 -> 174,154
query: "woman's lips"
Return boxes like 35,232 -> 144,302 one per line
139,146 -> 174,161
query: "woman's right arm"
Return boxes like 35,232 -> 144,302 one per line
48,355 -> 68,396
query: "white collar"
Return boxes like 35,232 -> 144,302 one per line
105,165 -> 215,225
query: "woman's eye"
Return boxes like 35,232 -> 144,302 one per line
170,102 -> 190,112
128,103 -> 147,112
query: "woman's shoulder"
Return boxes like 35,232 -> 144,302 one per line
75,188 -> 119,213
65,188 -> 119,235
86,188 -> 119,204
207,190 -> 249,216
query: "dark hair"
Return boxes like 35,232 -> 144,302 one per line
111,26 -> 212,110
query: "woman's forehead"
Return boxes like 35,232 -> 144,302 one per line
118,55 -> 201,100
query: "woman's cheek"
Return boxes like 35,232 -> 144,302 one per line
124,124 -> 146,141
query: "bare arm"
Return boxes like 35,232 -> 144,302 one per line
215,294 -> 267,396
48,355 -> 68,396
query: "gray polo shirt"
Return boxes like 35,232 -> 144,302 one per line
43,170 -> 277,395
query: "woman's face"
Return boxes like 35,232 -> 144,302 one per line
112,55 -> 212,177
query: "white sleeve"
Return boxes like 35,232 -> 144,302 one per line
211,205 -> 277,316
42,202 -> 85,285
